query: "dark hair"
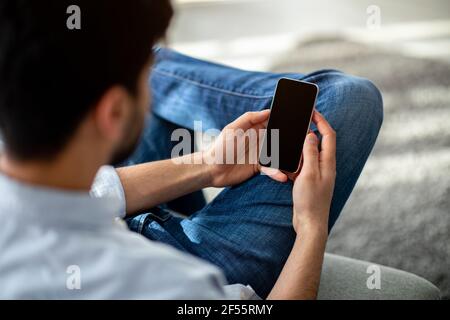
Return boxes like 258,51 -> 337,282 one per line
0,0 -> 173,160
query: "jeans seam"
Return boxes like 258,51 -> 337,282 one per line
149,212 -> 172,223
137,213 -> 150,234
152,69 -> 275,99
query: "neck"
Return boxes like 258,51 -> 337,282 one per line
0,150 -> 103,192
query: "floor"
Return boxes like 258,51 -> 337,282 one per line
170,0 -> 450,69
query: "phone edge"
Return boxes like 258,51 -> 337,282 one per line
258,78 -> 320,176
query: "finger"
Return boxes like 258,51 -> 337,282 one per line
301,132 -> 320,176
312,111 -> 334,137
260,166 -> 288,183
227,110 -> 270,131
252,121 -> 267,131
312,111 -> 336,172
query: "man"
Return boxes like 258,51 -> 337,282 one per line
0,1 -> 382,299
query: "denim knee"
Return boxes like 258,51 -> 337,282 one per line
356,77 -> 383,128
305,70 -> 383,138
344,76 -> 383,138
321,73 -> 384,148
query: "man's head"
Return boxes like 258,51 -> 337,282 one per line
0,0 -> 173,165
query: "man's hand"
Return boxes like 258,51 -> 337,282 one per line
204,110 -> 288,188
117,110 -> 287,215
292,111 -> 336,234
267,111 -> 336,300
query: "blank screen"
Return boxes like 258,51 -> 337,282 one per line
260,78 -> 318,172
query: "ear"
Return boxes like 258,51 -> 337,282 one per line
92,86 -> 131,144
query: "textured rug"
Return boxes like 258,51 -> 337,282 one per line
270,37 -> 450,299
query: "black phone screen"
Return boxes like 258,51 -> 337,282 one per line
259,78 -> 318,173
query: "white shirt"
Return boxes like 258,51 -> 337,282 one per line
0,166 -> 258,299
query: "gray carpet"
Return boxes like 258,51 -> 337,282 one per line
270,37 -> 450,299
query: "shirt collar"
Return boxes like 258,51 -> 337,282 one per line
0,171 -> 122,226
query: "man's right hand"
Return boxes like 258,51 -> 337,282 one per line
292,111 -> 336,235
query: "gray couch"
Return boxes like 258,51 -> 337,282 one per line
319,254 -> 441,300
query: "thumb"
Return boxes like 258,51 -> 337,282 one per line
301,133 -> 320,174
227,110 -> 270,130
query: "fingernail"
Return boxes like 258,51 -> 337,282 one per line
306,134 -> 317,144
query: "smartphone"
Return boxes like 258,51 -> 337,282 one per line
259,78 -> 319,174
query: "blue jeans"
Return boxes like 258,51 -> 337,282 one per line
122,48 -> 383,298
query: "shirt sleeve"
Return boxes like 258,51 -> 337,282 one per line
90,166 -> 260,300
90,165 -> 127,218
223,284 -> 261,300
